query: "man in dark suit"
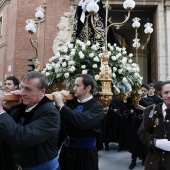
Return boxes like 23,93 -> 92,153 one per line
138,80 -> 170,170
129,84 -> 153,169
53,74 -> 104,170
0,71 -> 60,170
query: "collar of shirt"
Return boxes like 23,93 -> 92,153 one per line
148,94 -> 154,97
162,103 -> 167,119
25,104 -> 38,112
77,95 -> 93,103
142,95 -> 147,98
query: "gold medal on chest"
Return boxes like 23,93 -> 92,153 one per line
153,118 -> 159,127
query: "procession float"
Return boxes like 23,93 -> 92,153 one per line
5,0 -> 154,114
41,0 -> 144,114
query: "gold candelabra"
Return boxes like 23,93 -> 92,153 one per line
85,0 -> 135,113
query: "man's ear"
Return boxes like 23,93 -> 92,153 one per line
86,85 -> 91,92
41,88 -> 46,95
14,85 -> 19,90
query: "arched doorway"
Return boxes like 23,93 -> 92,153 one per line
109,5 -> 156,83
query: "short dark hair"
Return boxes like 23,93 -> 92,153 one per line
21,71 -> 48,91
161,80 -> 170,90
75,74 -> 96,94
141,83 -> 150,91
5,76 -> 19,87
154,81 -> 163,91
148,83 -> 154,88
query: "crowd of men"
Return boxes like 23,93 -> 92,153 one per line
1,72 -> 170,170
0,72 -> 104,170
103,81 -> 170,170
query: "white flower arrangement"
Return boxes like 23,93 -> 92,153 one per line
42,40 -> 143,94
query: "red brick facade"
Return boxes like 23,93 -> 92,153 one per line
0,0 -> 162,85
0,0 -> 70,85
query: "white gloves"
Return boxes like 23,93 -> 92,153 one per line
155,139 -> 170,151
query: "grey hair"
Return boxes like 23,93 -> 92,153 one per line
21,71 -> 48,91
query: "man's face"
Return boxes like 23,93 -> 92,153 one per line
162,84 -> 170,108
20,78 -> 45,108
141,87 -> 149,97
148,87 -> 155,95
73,77 -> 91,100
4,80 -> 18,92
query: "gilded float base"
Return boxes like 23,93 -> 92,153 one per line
96,94 -> 113,115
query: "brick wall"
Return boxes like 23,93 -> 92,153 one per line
0,2 -> 10,84
0,0 -> 71,84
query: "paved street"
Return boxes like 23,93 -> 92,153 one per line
99,143 -> 144,170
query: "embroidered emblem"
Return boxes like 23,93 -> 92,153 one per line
153,118 -> 159,127
70,12 -> 105,49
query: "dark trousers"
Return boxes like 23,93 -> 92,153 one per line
159,163 -> 166,170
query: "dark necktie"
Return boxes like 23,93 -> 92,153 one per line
165,109 -> 170,120
164,109 -> 170,136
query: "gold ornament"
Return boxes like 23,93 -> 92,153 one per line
153,117 -> 159,127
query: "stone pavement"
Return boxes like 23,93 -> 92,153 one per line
98,143 -> 144,170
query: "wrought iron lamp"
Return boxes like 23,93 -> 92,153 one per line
87,0 -> 135,50
70,0 -> 77,7
25,5 -> 46,71
132,17 -> 153,64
